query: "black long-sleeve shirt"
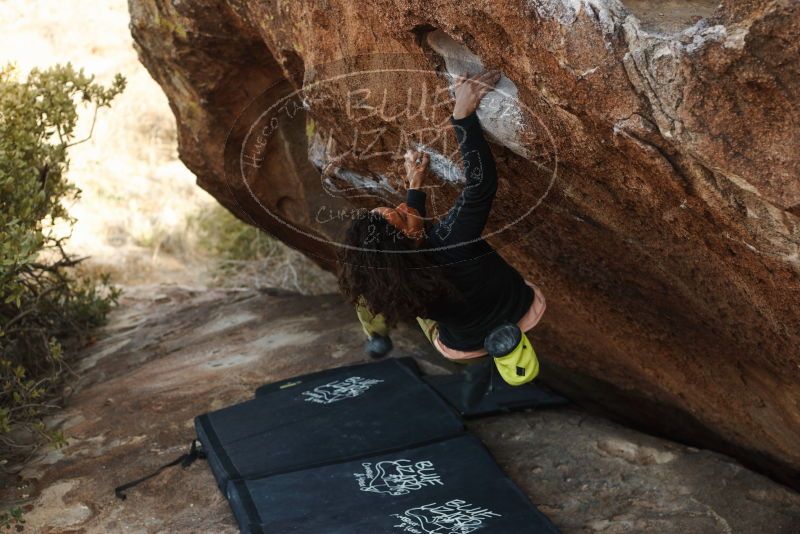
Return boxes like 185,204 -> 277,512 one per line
406,112 -> 533,351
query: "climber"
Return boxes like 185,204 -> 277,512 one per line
337,70 -> 546,386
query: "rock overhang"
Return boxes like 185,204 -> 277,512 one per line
128,0 -> 800,489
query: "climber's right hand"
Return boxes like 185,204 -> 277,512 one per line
452,70 -> 501,120
403,149 -> 429,190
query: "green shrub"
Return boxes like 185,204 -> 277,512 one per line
0,507 -> 23,531
190,202 -> 282,262
190,204 -> 335,294
0,64 -> 125,468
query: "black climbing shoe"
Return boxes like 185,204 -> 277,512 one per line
365,334 -> 393,359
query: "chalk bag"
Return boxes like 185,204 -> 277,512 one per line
484,323 -> 540,386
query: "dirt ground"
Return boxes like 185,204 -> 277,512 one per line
4,285 -> 798,533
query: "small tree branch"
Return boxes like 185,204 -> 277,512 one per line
65,105 -> 99,148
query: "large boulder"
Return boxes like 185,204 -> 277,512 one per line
128,0 -> 800,488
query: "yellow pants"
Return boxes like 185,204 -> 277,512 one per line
355,300 -> 539,383
356,297 -> 390,338
355,299 -> 479,364
357,298 -> 434,341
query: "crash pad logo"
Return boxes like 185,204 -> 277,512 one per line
391,499 -> 501,534
301,376 -> 384,404
354,459 -> 443,496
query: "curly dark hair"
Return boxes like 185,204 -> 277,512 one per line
337,211 -> 459,326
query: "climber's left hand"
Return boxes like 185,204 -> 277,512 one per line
403,149 -> 429,190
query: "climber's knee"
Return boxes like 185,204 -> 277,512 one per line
484,322 -> 539,386
356,297 -> 390,338
355,298 -> 393,359
418,318 -> 491,364
416,317 -> 438,345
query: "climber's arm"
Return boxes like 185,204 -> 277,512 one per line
404,149 -> 429,217
406,188 -> 427,217
437,71 -> 501,244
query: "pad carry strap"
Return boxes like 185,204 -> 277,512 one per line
114,439 -> 206,500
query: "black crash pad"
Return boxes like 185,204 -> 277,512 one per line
253,357 -> 421,398
226,434 -> 559,534
424,367 -> 568,417
257,358 -> 568,417
195,358 -> 463,490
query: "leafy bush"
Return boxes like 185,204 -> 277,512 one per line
0,507 -> 23,531
191,204 -> 336,294
0,64 -> 125,467
193,203 -> 284,262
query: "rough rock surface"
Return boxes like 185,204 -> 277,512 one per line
5,286 -> 800,533
127,0 -> 800,488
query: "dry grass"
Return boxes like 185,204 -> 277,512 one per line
0,0 -> 335,293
